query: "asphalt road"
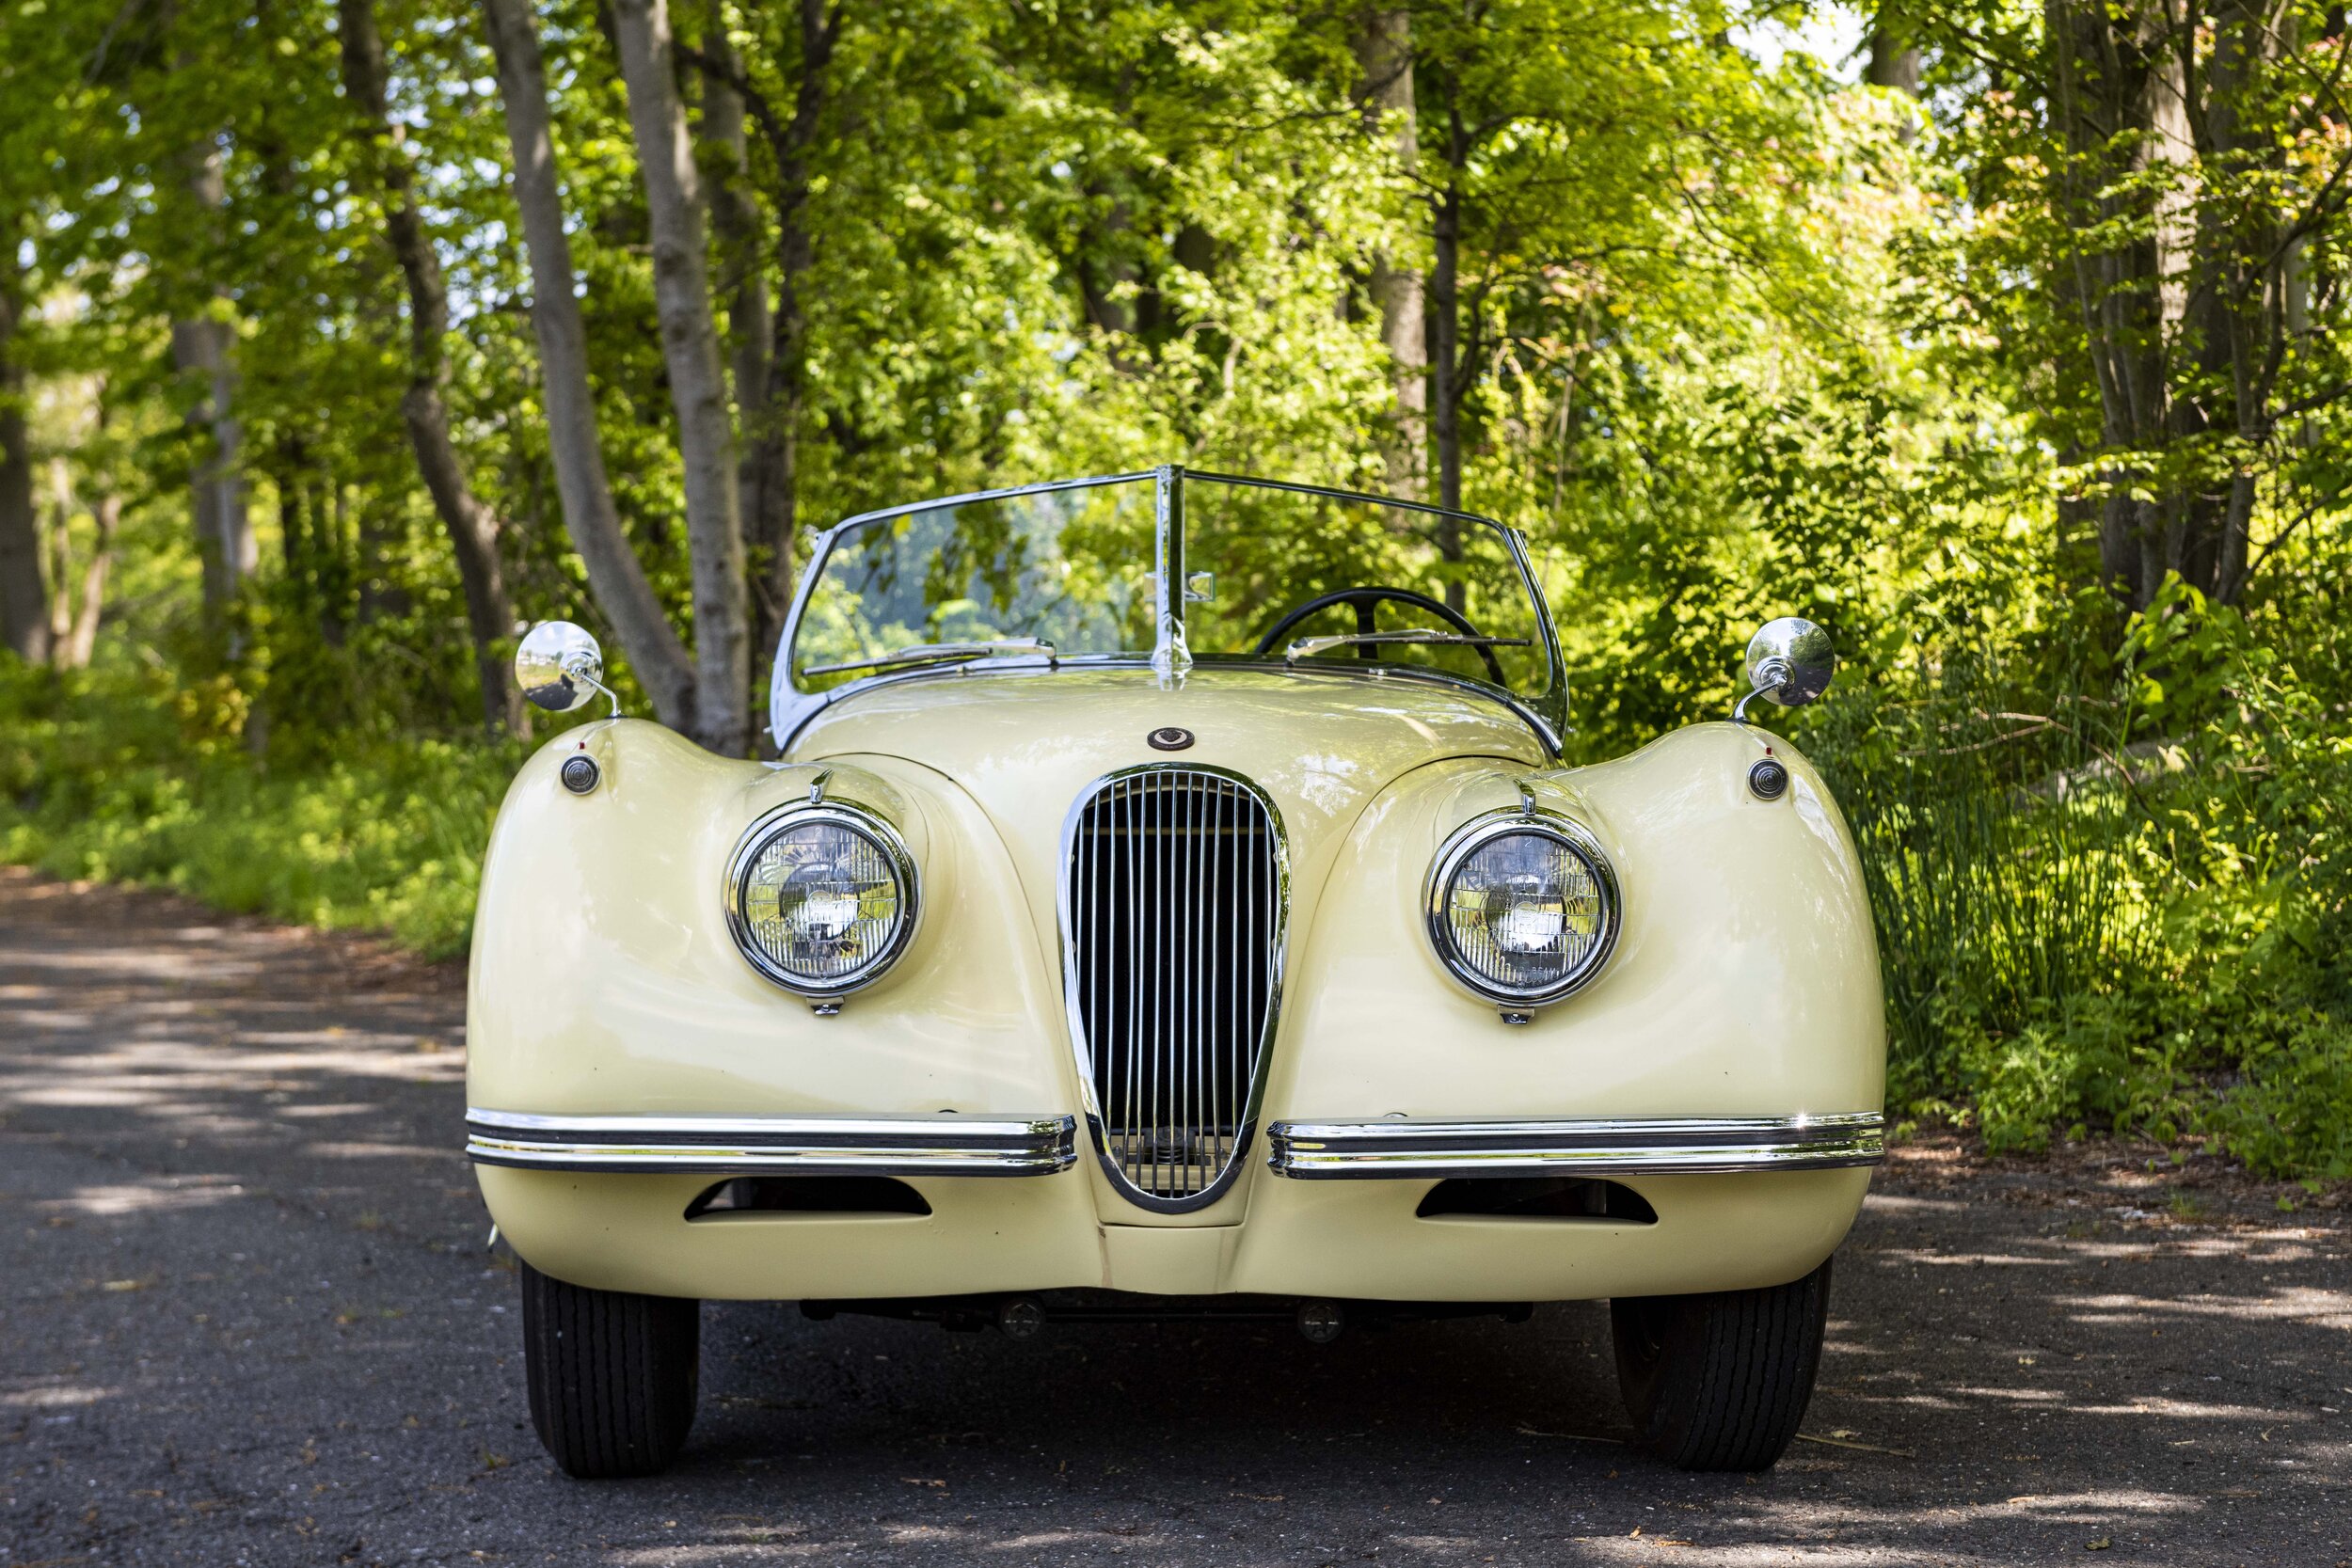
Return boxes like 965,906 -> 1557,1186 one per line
3,864 -> 2347,1568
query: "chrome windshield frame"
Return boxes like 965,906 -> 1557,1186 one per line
771,465 -> 1569,753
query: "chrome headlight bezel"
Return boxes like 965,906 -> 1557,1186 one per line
723,800 -> 920,999
1422,807 -> 1621,1007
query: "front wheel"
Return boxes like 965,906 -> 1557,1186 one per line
519,1259 -> 700,1478
1611,1258 -> 1832,1471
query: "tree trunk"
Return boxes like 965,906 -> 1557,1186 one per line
697,0 -> 771,542
45,461 -> 75,651
0,275 -> 49,664
58,494 -> 119,671
1354,6 -> 1428,501
695,0 -> 835,696
611,0 -> 750,756
340,0 -> 523,736
1425,77 -> 1468,611
1866,11 -> 1921,97
2185,0 -> 2278,606
42,457 -> 117,672
481,0 -> 699,732
169,141 -> 255,624
2043,0 -> 2192,610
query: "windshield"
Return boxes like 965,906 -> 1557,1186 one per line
790,477 -> 1156,693
1179,477 -> 1550,697
784,469 -> 1554,703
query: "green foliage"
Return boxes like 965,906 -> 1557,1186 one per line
1804,576 -> 2352,1178
0,663 -> 516,958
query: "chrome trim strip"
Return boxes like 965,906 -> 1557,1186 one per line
1265,1113 -> 1885,1179
464,1109 -> 1078,1176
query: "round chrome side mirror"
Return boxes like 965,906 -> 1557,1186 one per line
516,621 -> 606,714
1735,617 -> 1835,722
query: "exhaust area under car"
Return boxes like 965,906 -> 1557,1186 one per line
796,1290 -> 1535,1341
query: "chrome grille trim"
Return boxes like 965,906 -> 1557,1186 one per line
1059,765 -> 1288,1212
1264,1113 -> 1885,1179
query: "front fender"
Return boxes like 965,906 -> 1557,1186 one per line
464,721 -> 1068,1118
1263,721 -> 1885,1122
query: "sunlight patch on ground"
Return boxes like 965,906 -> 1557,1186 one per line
36,1180 -> 242,1217
0,1381 -> 119,1410
2058,1289 -> 2352,1330
608,1540 -> 850,1563
2067,1398 -> 2312,1421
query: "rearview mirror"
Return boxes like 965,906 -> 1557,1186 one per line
516,621 -> 607,714
1735,617 -> 1835,723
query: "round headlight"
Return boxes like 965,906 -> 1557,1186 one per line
724,805 -> 918,997
1424,812 -> 1618,1006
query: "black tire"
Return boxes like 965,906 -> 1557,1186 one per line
1611,1257 -> 1831,1471
519,1259 -> 700,1479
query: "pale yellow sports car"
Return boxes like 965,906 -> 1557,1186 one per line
470,468 -> 1883,1478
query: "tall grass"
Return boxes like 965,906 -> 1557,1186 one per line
1808,657 -> 2158,1132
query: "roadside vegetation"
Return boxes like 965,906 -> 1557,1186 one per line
1,0 -> 2345,1174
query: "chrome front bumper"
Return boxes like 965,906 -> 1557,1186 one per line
465,1109 -> 1881,1181
1264,1113 -> 1884,1179
464,1110 -> 1079,1176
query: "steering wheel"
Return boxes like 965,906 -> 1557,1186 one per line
1250,585 -> 1508,685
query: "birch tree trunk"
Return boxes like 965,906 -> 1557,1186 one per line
339,0 -> 522,736
0,274 -> 49,663
1355,7 -> 1428,501
1425,72 -> 1469,611
611,0 -> 750,756
169,142 -> 255,624
58,494 -> 119,671
481,0 -> 699,733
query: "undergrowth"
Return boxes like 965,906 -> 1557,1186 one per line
1807,580 -> 2352,1180
1,663 -> 519,959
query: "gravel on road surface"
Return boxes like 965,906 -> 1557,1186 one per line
3,864 -> 2347,1567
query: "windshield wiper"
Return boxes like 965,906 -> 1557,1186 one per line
1282,628 -> 1530,664
798,638 -> 1058,680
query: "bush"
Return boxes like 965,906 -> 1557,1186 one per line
0,663 -> 519,959
1807,578 -> 2352,1179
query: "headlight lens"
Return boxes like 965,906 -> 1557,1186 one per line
1426,815 -> 1617,1005
726,806 -> 917,995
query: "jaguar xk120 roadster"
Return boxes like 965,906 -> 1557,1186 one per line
469,467 -> 1883,1476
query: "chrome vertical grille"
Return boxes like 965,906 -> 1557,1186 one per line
1062,767 -> 1284,1211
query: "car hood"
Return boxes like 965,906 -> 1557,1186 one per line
787,667 -> 1547,918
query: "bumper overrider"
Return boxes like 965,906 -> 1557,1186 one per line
464,1109 -> 1883,1180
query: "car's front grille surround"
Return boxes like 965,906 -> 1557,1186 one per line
1059,765 -> 1287,1212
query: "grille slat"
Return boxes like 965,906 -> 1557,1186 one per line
1065,768 -> 1282,1208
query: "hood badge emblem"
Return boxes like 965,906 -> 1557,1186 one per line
1147,726 -> 1195,752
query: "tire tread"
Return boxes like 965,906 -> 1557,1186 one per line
1613,1258 -> 1831,1471
520,1259 -> 699,1479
